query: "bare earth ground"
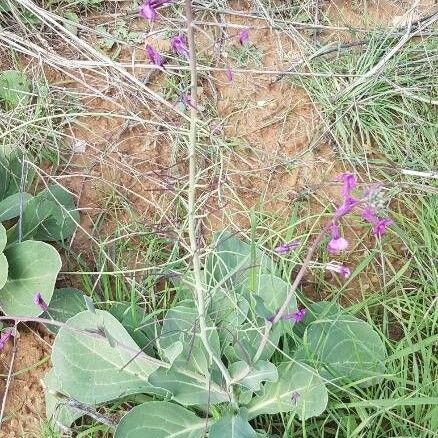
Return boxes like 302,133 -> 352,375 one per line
0,0 -> 436,435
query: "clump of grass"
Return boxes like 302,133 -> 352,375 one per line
299,33 -> 438,170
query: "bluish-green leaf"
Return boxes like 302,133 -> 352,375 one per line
301,313 -> 386,385
210,413 -> 257,438
43,369 -> 83,429
42,288 -> 86,334
0,240 -> 61,316
115,401 -> 206,438
0,192 -> 32,222
230,360 -> 278,391
52,310 -> 164,404
19,185 -> 79,242
206,231 -> 274,291
0,224 -> 7,289
247,361 -> 328,420
149,365 -> 229,406
0,70 -> 30,110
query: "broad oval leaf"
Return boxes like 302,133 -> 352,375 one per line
0,70 -> 30,110
42,288 -> 86,334
206,231 -> 274,292
0,240 -> 61,316
52,310 -> 164,404
0,192 -> 32,222
0,254 -> 7,290
302,313 -> 386,386
210,413 -> 257,438
43,369 -> 83,429
115,401 -> 205,438
247,361 -> 328,420
19,185 -> 79,242
0,223 -> 6,252
149,365 -> 229,406
230,360 -> 278,391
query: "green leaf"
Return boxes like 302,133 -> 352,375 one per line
302,313 -> 386,385
42,288 -> 86,334
149,365 -> 229,406
0,224 -> 7,289
109,303 -> 155,355
206,231 -> 274,292
43,370 -> 83,429
52,310 -> 164,404
0,192 -> 32,222
210,413 -> 257,438
256,274 -> 297,315
247,361 -> 328,420
0,241 -> 61,316
19,185 -> 79,242
160,302 -> 220,375
0,70 -> 30,110
230,360 -> 278,391
0,223 -> 6,252
0,150 -> 34,201
115,401 -> 205,438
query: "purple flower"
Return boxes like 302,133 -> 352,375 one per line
327,223 -> 349,254
338,172 -> 357,198
225,65 -> 234,81
334,173 -> 359,219
239,28 -> 250,45
181,92 -> 195,109
362,206 -> 393,237
325,262 -> 351,279
171,34 -> 189,58
0,330 -> 13,351
283,308 -> 306,323
145,45 -> 165,68
139,0 -> 173,22
373,218 -> 393,237
291,391 -> 300,405
274,239 -> 300,255
33,292 -> 49,312
139,1 -> 157,22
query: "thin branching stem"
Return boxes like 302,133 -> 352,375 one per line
184,0 -> 237,407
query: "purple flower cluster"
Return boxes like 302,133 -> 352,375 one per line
328,173 -> 393,255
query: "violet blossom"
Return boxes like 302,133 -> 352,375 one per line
139,1 -> 157,22
291,391 -> 300,405
362,206 -> 393,237
334,172 -> 359,219
145,45 -> 165,68
327,223 -> 348,254
0,330 -> 13,352
239,28 -> 250,45
225,65 -> 234,81
267,307 -> 306,324
33,292 -> 49,312
325,262 -> 351,279
180,92 -> 198,110
274,239 -> 300,255
283,308 -> 306,323
171,34 -> 189,58
139,0 -> 173,22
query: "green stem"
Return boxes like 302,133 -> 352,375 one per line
184,0 -> 237,408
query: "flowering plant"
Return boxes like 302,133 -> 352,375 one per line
45,226 -> 387,436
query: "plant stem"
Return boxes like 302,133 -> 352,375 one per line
253,221 -> 332,363
184,0 -> 237,407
